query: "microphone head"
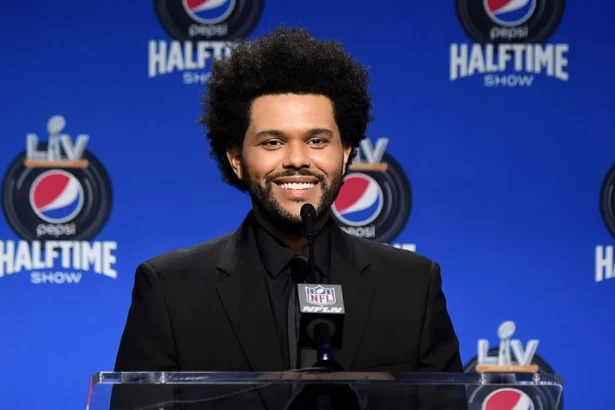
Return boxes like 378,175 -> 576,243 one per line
300,203 -> 317,236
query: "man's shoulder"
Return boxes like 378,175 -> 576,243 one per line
344,230 -> 435,269
139,231 -> 235,278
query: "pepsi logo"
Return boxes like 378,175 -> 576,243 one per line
182,0 -> 236,25
464,347 -> 562,410
482,388 -> 534,410
456,0 -> 565,45
3,142 -> 112,243
155,0 -> 264,42
329,150 -> 411,244
29,170 -> 84,224
484,0 -> 536,27
331,173 -> 384,227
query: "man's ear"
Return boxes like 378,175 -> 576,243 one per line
342,144 -> 353,175
226,146 -> 243,180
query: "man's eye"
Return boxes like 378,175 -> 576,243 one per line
263,140 -> 283,147
309,138 -> 327,145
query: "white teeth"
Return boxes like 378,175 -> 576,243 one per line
280,182 -> 315,190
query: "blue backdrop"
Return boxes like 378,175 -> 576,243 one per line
1,1 -> 614,409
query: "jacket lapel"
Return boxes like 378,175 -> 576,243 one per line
211,214 -> 375,408
214,214 -> 286,372
328,225 -> 375,370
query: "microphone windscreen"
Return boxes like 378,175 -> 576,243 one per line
300,203 -> 317,236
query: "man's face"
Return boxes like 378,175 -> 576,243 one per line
227,94 -> 352,228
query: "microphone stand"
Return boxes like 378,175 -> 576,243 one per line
282,205 -> 362,410
301,203 -> 318,285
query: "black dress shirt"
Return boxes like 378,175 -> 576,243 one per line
252,215 -> 332,370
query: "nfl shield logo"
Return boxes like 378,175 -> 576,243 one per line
305,285 -> 336,306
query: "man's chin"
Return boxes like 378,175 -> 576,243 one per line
277,200 -> 320,220
274,206 -> 304,224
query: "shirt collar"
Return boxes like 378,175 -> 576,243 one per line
252,215 -> 332,279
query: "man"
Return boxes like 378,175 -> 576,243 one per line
112,27 -> 463,409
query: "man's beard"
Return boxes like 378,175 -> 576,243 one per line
242,158 -> 344,233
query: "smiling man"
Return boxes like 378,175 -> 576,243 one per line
113,27 -> 462,400
228,93 -> 349,254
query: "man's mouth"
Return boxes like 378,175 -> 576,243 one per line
274,177 -> 319,191
278,182 -> 316,190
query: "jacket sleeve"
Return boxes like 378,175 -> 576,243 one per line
417,261 -> 463,372
109,263 -> 179,410
114,262 -> 179,371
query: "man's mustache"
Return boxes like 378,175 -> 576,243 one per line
264,169 -> 326,185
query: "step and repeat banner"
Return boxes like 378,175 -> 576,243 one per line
1,1 -> 614,409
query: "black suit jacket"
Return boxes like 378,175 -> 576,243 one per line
111,213 -> 464,409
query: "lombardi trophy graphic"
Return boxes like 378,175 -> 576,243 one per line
476,321 -> 540,373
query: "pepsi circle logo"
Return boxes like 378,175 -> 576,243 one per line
155,0 -> 264,41
29,170 -> 84,224
482,389 -> 534,410
2,144 -> 112,242
330,153 -> 411,243
600,164 -> 615,240
456,0 -> 565,44
464,348 -> 563,410
182,0 -> 236,25
484,0 -> 537,26
331,173 -> 384,227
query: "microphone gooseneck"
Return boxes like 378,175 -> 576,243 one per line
300,203 -> 317,284
285,207 -> 360,409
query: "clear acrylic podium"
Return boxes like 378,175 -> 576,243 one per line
87,371 -> 562,410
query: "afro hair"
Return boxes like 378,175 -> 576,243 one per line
199,26 -> 373,192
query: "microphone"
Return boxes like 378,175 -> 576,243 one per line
300,203 -> 317,284
282,204 -> 362,410
298,203 -> 343,370
287,284 -> 364,410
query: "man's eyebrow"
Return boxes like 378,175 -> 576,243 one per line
254,129 -> 286,140
254,128 -> 334,139
305,128 -> 334,137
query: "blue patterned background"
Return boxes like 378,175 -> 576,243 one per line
1,1 -> 614,409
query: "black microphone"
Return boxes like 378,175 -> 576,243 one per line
286,284 -> 364,410
300,203 -> 317,284
298,203 -> 344,370
283,205 -> 362,410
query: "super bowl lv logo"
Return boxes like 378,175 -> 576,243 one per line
149,0 -> 264,84
464,321 -> 563,410
596,164 -> 615,283
0,115 -> 117,284
451,0 -> 569,87
330,137 -> 414,250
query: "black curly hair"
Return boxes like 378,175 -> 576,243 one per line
199,26 -> 373,192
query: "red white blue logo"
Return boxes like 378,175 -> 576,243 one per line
306,285 -> 336,306
482,388 -> 535,410
456,0 -> 564,45
484,0 -> 537,26
331,173 -> 384,227
155,0 -> 264,42
29,170 -> 84,224
182,0 -> 235,24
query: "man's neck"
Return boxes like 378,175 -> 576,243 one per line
253,206 -> 330,253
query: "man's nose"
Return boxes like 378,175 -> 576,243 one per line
282,141 -> 311,169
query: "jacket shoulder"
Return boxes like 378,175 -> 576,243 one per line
346,232 -> 436,269
139,232 -> 233,279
